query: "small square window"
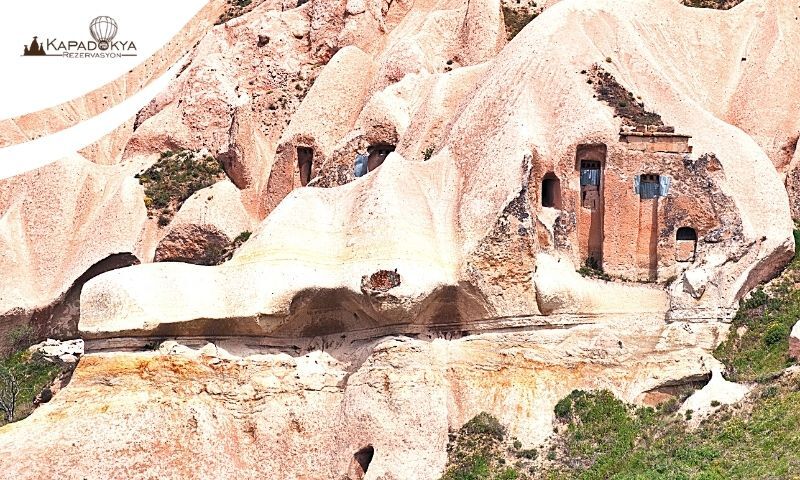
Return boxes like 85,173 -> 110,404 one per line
639,174 -> 660,199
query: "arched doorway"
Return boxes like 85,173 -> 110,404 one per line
541,172 -> 562,209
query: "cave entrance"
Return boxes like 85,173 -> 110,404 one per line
541,172 -> 561,209
297,146 -> 314,186
349,445 -> 374,479
675,226 -> 698,262
367,144 -> 395,172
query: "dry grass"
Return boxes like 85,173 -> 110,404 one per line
682,0 -> 743,10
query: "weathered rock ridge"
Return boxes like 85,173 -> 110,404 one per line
0,316 -> 722,479
0,0 -> 797,478
81,0 -> 795,338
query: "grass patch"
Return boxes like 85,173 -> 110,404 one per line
502,4 -> 540,41
714,228 -> 800,382
682,0 -> 743,9
136,150 -> 225,225
539,228 -> 800,478
0,349 -> 62,425
544,381 -> 800,479
577,258 -> 611,282
216,0 -> 260,24
584,65 -> 663,127
440,412 -> 534,480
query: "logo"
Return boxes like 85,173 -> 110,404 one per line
23,16 -> 137,59
89,16 -> 117,51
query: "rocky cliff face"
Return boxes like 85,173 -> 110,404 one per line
0,0 -> 798,478
0,317 -> 721,479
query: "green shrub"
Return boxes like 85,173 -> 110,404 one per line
714,229 -> 800,381
234,231 -> 252,243
762,386 -> 779,399
5,325 -> 34,352
137,150 -> 225,225
516,449 -> 538,460
682,0 -> 743,10
554,393 -> 576,418
764,323 -> 789,346
0,349 -> 61,424
577,258 -> 612,281
742,287 -> 769,310
659,398 -> 680,414
462,412 -> 506,441
544,381 -> 800,479
502,5 -> 538,41
440,414 -> 533,480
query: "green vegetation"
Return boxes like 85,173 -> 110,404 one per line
0,325 -> 63,426
539,227 -> 800,478
585,65 -> 663,127
440,412 -> 537,480
233,231 -> 251,244
211,230 -> 253,265
0,350 -> 60,424
502,5 -> 539,41
4,325 -> 35,354
452,227 -> 800,479
577,258 -> 611,282
549,389 -> 653,476
543,381 -> 800,479
136,150 -> 225,225
217,0 -> 259,24
714,228 -> 800,382
682,0 -> 743,10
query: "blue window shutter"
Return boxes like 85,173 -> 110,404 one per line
580,168 -> 600,186
354,154 -> 368,177
659,175 -> 672,196
634,175 -> 641,195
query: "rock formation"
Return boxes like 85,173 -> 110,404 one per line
0,0 -> 798,478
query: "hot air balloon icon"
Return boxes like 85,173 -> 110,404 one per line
89,16 -> 118,51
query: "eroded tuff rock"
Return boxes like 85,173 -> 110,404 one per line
0,156 -> 145,340
0,315 -> 723,479
152,180 -> 256,264
0,0 -> 799,478
0,0 -> 353,329
28,338 -> 84,364
81,0 -> 795,339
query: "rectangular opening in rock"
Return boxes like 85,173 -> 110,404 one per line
676,226 -> 698,262
297,146 -> 314,186
541,172 -> 562,209
576,144 -> 607,269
